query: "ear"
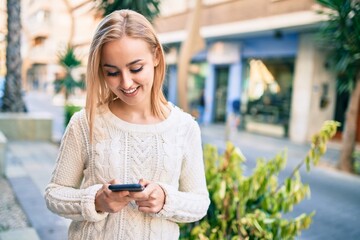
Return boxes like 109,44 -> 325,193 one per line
153,47 -> 160,67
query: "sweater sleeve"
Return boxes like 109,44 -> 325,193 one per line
44,111 -> 108,222
155,120 -> 210,223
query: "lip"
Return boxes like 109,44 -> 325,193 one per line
120,86 -> 140,96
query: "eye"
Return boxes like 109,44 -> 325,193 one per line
107,71 -> 120,77
130,66 -> 143,73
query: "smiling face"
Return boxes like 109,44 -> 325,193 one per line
101,36 -> 159,108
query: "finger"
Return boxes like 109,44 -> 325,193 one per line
136,200 -> 152,208
138,178 -> 150,187
136,195 -> 160,207
149,189 -> 160,199
111,190 -> 130,196
131,187 -> 158,201
100,183 -> 115,198
110,191 -> 131,202
128,191 -> 146,200
140,184 -> 157,196
138,206 -> 151,213
138,205 -> 161,214
108,179 -> 120,184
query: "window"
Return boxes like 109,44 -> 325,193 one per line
242,58 -> 294,131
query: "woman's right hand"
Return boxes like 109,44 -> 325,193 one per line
95,179 -> 131,213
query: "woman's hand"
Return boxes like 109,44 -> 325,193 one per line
95,179 -> 132,213
130,179 -> 166,213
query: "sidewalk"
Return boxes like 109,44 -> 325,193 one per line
1,141 -> 70,240
1,124 -> 357,240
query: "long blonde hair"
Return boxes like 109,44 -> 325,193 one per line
85,10 -> 167,140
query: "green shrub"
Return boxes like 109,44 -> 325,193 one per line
64,104 -> 82,127
181,120 -> 339,240
353,151 -> 360,175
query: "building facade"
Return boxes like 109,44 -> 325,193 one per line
155,0 -> 343,143
21,0 -> 97,93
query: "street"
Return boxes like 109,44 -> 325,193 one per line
24,91 -> 360,240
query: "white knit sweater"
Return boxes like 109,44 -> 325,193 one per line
44,103 -> 210,240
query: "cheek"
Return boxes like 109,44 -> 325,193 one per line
139,67 -> 155,86
104,77 -> 119,88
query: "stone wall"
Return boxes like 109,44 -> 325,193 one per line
0,113 -> 52,141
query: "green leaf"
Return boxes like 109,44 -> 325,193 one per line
285,178 -> 291,193
219,180 -> 226,200
306,156 -> 311,172
316,0 -> 342,11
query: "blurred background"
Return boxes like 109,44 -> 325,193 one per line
0,0 -> 357,143
0,0 -> 360,239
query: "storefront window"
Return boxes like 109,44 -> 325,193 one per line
242,58 -> 294,135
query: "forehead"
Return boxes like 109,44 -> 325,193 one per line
101,36 -> 152,62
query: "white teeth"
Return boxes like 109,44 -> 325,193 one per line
122,87 -> 137,94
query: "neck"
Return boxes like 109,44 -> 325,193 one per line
109,99 -> 168,124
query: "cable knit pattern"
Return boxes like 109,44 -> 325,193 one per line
44,103 -> 210,240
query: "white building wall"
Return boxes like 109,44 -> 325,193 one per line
289,33 -> 315,143
306,37 -> 336,140
289,33 -> 336,143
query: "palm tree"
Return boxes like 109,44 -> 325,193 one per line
94,0 -> 161,21
316,0 -> 360,172
2,0 -> 27,112
54,45 -> 84,103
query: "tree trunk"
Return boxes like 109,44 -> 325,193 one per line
2,0 -> 27,112
339,72 -> 360,172
177,0 -> 204,112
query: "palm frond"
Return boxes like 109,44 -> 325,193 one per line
316,0 -> 360,93
55,45 -> 84,101
58,45 -> 82,68
94,0 -> 161,22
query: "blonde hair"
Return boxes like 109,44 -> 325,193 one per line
85,10 -> 167,140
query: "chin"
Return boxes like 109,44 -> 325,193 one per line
118,96 -> 145,106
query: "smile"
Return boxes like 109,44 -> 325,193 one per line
121,86 -> 139,94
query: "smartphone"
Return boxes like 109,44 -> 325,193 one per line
108,183 -> 144,192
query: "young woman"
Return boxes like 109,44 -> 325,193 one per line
44,9 -> 210,240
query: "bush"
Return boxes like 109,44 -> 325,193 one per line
180,121 -> 339,240
353,151 -> 360,175
64,104 -> 82,127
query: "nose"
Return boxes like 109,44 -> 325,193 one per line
120,71 -> 133,89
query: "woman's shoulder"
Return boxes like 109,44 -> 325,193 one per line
170,103 -> 198,125
68,108 -> 86,122
68,107 -> 86,124
168,104 -> 201,140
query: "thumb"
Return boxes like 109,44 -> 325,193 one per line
108,179 -> 120,185
138,178 -> 150,187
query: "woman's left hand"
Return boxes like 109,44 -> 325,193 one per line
129,179 -> 166,213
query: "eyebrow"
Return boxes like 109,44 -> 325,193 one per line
103,59 -> 143,69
